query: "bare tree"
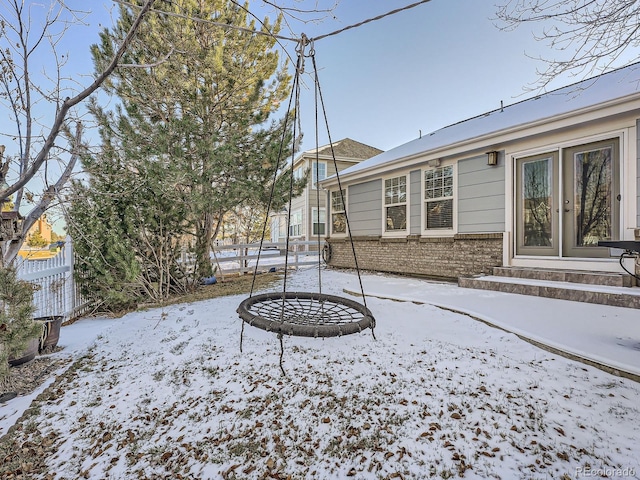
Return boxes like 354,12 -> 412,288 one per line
0,0 -> 341,267
0,0 -> 157,265
495,0 -> 640,90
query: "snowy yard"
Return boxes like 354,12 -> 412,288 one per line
2,268 -> 639,479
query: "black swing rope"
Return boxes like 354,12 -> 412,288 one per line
237,38 -> 376,373
310,49 -> 371,316
240,46 -> 302,354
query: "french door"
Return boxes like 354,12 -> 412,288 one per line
515,138 -> 620,258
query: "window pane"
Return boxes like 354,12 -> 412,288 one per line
426,199 -> 453,229
522,158 -> 552,247
425,166 -> 453,201
385,176 -> 406,205
312,162 -> 327,185
574,147 -> 612,246
386,205 -> 406,231
332,213 -> 346,233
331,190 -> 345,211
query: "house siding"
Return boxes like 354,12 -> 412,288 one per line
410,169 -> 421,235
457,153 -> 505,233
348,179 -> 382,236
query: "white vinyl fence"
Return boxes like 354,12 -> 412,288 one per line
181,240 -> 326,276
16,237 -> 91,321
14,239 -> 324,318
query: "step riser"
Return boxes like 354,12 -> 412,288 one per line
492,267 -> 634,287
459,277 -> 640,309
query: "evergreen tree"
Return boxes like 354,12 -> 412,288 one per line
27,231 -> 48,249
0,267 -> 39,381
69,0 -> 301,308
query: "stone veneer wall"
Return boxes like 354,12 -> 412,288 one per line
327,233 -> 503,280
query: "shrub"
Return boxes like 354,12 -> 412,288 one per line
0,267 -> 39,382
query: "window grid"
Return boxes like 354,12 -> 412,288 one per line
331,190 -> 345,212
424,166 -> 454,230
289,210 -> 303,237
385,176 -> 407,205
312,208 -> 326,236
331,190 -> 346,234
384,176 -> 407,232
424,165 -> 453,200
312,162 -> 327,186
293,166 -> 305,181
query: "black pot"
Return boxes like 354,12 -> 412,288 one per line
8,337 -> 39,367
35,316 -> 63,352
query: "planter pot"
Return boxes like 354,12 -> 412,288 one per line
8,337 -> 39,367
35,316 -> 63,352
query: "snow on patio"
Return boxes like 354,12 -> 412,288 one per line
2,268 -> 640,479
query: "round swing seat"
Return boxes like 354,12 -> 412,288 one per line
237,291 -> 375,338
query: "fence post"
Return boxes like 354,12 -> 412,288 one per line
61,236 -> 76,320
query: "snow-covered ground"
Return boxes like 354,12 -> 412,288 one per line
1,268 -> 639,479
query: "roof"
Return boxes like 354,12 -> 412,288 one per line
297,138 -> 383,163
1,211 -> 22,220
333,62 -> 640,181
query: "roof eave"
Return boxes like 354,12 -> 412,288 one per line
321,92 -> 640,187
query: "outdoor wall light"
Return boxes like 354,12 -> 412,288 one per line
486,151 -> 499,166
426,158 -> 441,167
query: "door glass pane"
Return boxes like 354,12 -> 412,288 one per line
522,158 -> 553,247
574,147 -> 612,246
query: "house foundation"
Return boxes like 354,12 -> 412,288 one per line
327,233 -> 503,280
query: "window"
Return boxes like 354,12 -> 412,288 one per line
293,165 -> 305,181
312,208 -> 326,236
312,161 -> 327,186
271,217 -> 287,241
384,175 -> 407,232
331,190 -> 346,234
289,210 -> 302,236
424,165 -> 453,230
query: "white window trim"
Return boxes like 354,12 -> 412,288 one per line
508,130 -> 628,264
381,173 -> 410,236
312,207 -> 326,236
312,160 -> 327,187
293,164 -> 305,181
289,209 -> 303,238
330,189 -> 348,237
421,162 -> 457,237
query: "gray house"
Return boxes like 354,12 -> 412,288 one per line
270,138 -> 382,244
321,63 -> 640,291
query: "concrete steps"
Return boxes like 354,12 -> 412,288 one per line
458,267 -> 640,309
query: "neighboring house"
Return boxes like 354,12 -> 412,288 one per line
25,214 -> 53,244
271,138 -> 383,245
321,62 -> 640,281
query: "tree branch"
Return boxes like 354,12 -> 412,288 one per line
0,0 -> 157,202
3,123 -> 84,263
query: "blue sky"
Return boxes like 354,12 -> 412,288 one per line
247,0 -> 554,151
53,0 -> 633,153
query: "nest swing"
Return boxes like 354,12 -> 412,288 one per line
237,37 -> 375,372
